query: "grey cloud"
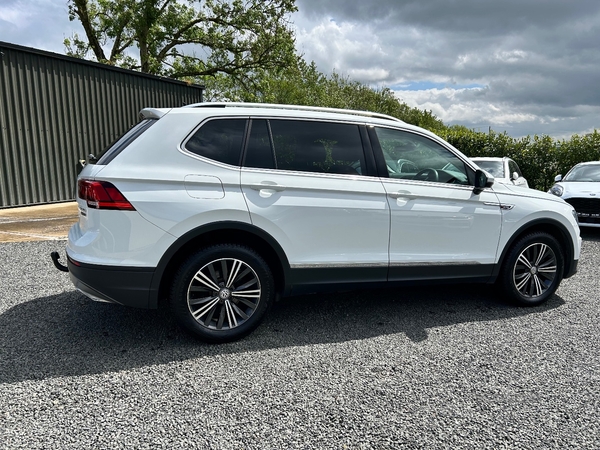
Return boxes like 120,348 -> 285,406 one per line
297,0 -> 596,35
294,0 -> 600,136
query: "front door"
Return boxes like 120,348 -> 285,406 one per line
372,126 -> 502,282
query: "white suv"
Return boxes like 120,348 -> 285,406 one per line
52,103 -> 581,343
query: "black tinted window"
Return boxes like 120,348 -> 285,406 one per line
185,119 -> 246,166
245,119 -> 275,169
245,119 -> 365,175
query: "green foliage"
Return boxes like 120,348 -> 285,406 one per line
201,58 -> 446,131
65,0 -> 298,85
440,128 -> 600,191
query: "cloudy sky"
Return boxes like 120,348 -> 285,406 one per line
2,0 -> 600,138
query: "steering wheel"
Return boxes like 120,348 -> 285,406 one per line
414,168 -> 439,182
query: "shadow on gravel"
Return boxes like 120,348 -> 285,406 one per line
0,285 -> 564,384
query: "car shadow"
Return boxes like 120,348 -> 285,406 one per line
580,227 -> 600,242
0,284 -> 564,384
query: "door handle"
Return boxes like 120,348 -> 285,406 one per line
388,191 -> 417,199
248,183 -> 286,192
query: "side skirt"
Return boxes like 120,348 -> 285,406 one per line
288,264 -> 495,296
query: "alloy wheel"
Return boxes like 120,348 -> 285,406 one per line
187,258 -> 261,331
512,242 -> 558,299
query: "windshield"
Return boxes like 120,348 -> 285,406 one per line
564,164 -> 600,182
475,160 -> 505,178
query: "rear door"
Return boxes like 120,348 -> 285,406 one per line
240,118 -> 390,284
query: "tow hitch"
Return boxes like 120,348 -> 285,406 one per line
51,252 -> 69,272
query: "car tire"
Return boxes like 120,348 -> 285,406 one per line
499,232 -> 564,306
170,244 -> 274,343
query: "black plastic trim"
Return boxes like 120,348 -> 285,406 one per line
287,263 -> 496,296
358,125 -> 379,177
289,266 -> 388,295
67,257 -> 154,308
366,126 -> 390,178
388,264 -> 494,283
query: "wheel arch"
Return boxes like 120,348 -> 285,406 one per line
149,221 -> 290,309
491,218 -> 576,281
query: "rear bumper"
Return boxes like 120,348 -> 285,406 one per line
67,256 -> 155,308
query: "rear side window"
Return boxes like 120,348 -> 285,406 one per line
96,119 -> 156,165
244,119 -> 366,175
185,119 -> 246,166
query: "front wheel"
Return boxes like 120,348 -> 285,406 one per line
499,232 -> 564,306
170,244 -> 274,343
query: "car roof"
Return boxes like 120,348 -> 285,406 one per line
140,102 -> 442,139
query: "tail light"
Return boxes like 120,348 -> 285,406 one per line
78,179 -> 136,211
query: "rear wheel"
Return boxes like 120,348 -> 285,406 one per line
170,244 -> 274,343
499,232 -> 564,306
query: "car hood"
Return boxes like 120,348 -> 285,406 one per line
556,181 -> 600,197
488,176 -> 512,185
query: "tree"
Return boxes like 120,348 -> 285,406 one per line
202,58 -> 446,132
65,0 -> 298,86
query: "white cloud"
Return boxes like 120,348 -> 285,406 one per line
0,0 -> 78,54
493,50 -> 528,63
0,4 -> 33,27
393,86 -> 600,138
296,18 -> 390,82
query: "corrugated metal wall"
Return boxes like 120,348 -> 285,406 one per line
0,41 -> 204,208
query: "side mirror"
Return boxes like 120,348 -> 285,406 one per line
473,169 -> 494,195
511,171 -> 519,181
554,174 -> 562,182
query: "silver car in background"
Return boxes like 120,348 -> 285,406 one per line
549,161 -> 600,227
471,157 -> 529,188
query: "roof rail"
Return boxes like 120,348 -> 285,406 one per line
183,102 -> 405,123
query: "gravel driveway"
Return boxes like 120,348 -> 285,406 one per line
1,231 -> 599,449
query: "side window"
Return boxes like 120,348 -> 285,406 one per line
508,160 -> 522,177
244,119 -> 366,175
374,127 -> 469,185
245,119 -> 275,169
185,119 -> 246,166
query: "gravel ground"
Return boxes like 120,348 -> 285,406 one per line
1,232 -> 599,449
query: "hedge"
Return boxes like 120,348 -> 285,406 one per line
437,128 -> 600,191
